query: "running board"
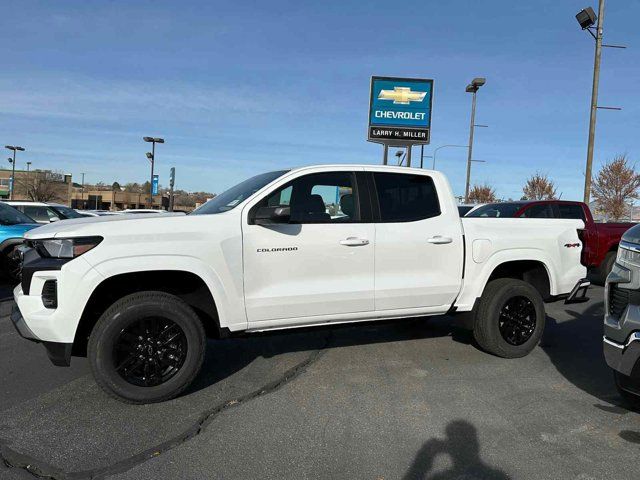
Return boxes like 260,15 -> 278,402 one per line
565,278 -> 590,304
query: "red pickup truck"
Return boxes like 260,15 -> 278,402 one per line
466,200 -> 635,283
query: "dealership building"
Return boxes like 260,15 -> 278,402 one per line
0,169 -> 166,210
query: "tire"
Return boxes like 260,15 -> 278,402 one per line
0,246 -> 21,282
473,278 -> 545,358
595,251 -> 616,286
88,291 -> 206,404
613,370 -> 640,410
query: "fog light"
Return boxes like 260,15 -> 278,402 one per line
42,280 -> 58,309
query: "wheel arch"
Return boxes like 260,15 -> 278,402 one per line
72,270 -> 220,356
485,259 -> 552,300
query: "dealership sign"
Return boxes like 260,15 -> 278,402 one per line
368,76 -> 433,146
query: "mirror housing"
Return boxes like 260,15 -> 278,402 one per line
50,216 -> 61,222
254,206 -> 291,225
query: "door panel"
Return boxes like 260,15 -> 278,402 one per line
243,171 -> 374,323
372,172 -> 464,311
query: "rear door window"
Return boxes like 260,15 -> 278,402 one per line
373,173 -> 440,222
21,206 -> 51,222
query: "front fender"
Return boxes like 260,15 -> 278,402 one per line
90,255 -> 245,331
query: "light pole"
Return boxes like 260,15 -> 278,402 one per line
464,78 -> 486,202
431,144 -> 469,170
143,137 -> 164,209
575,2 -> 624,203
5,145 -> 25,200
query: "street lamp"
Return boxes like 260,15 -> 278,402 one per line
575,1 -> 624,203
464,78 -> 486,202
143,137 -> 164,208
5,145 -> 25,200
431,144 -> 469,170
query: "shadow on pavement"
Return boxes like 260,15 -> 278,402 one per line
541,299 -> 623,407
403,420 -> 509,480
184,314 -> 464,397
0,314 -> 464,477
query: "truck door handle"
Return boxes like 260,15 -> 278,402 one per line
340,237 -> 370,247
427,236 -> 453,244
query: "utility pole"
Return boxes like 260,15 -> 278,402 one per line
583,0 -> 604,204
464,78 -> 485,202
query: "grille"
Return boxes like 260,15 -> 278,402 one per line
608,284 -> 640,318
42,280 -> 58,309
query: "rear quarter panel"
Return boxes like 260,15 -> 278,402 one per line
455,218 -> 586,310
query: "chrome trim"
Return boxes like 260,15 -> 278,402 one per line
604,336 -> 624,349
620,241 -> 640,253
625,332 -> 640,348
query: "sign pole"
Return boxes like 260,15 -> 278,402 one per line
406,146 -> 412,167
383,144 -> 389,165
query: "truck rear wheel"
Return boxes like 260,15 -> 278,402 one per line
88,291 -> 206,404
473,278 -> 545,358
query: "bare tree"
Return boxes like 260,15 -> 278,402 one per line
468,184 -> 497,204
522,172 -> 557,200
18,172 -> 64,202
592,154 -> 640,221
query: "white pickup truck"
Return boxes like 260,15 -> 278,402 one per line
10,165 -> 588,403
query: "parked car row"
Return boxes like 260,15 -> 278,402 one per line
0,201 -> 173,280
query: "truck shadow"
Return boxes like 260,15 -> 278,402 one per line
540,300 -> 624,408
403,420 -> 509,480
185,315 -> 466,396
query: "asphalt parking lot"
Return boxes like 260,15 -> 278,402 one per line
1,283 -> 639,480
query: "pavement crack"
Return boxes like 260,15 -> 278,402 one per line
0,336 -> 329,480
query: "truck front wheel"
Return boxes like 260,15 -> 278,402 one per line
473,278 -> 545,358
88,291 -> 206,404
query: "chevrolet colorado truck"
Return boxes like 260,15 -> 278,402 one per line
11,165 -> 587,403
467,200 -> 635,284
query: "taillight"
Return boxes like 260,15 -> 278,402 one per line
577,229 -> 588,267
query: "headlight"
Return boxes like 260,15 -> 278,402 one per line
32,237 -> 103,259
618,242 -> 640,266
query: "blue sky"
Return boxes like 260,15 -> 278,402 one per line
1,0 -> 638,199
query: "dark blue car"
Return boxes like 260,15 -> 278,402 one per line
0,202 -> 39,280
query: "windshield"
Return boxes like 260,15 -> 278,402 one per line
466,203 -> 522,218
0,202 -> 36,225
51,205 -> 85,219
191,170 -> 288,215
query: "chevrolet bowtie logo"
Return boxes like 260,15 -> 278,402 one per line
378,87 -> 427,105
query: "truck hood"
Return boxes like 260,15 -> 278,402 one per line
23,213 -> 190,240
622,223 -> 640,246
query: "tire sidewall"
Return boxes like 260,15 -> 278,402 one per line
483,282 -> 545,358
89,294 -> 205,403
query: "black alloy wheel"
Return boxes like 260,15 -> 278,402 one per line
114,317 -> 188,387
498,296 -> 537,346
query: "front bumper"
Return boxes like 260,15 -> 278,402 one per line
604,258 -> 640,377
10,302 -> 72,366
603,334 -> 640,377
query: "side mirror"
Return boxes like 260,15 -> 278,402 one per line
254,206 -> 291,225
50,216 -> 61,222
